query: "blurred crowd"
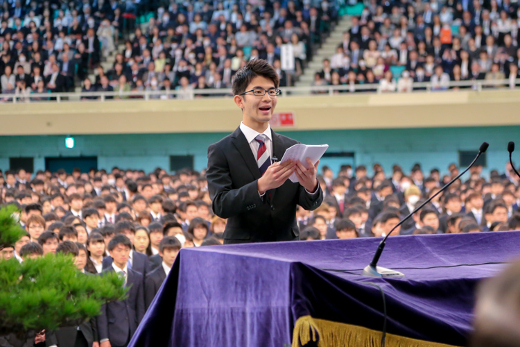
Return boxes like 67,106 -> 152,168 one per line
314,0 -> 520,93
0,0 -> 339,101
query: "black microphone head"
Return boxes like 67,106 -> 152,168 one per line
480,142 -> 489,153
508,141 -> 515,153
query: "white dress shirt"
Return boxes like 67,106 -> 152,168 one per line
162,261 -> 171,276
239,122 -> 273,160
90,256 -> 103,273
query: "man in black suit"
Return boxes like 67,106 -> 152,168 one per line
144,236 -> 181,310
207,59 -> 323,244
102,221 -> 149,281
45,63 -> 65,93
98,235 -> 145,347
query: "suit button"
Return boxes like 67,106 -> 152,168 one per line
271,205 -> 275,211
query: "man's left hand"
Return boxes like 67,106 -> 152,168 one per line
295,158 -> 319,193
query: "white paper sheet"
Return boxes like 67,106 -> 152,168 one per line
280,144 -> 329,183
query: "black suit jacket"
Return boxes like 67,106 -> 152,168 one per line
97,267 -> 145,346
207,127 -> 323,244
102,250 -> 149,279
144,266 -> 167,310
148,253 -> 162,272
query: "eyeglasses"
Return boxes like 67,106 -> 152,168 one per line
240,87 -> 282,97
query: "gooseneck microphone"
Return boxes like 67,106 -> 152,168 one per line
508,142 -> 520,180
362,142 -> 490,278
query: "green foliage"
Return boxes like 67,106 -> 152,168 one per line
0,204 -> 26,249
0,206 -> 127,335
0,254 -> 127,335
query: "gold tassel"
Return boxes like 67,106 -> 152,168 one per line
292,316 -> 461,347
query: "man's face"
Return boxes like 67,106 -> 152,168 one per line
313,218 -> 328,236
235,76 -> 278,128
27,222 -> 44,241
161,248 -> 179,268
62,234 -> 78,243
492,207 -> 508,224
186,206 -> 199,222
142,186 -> 153,200
71,198 -> 83,211
471,197 -> 484,210
383,217 -> 401,235
75,249 -> 87,270
166,226 -> 183,236
42,238 -> 59,255
133,199 -> 147,213
106,201 -> 117,214
150,202 -> 162,214
15,235 -> 30,253
120,230 -> 135,245
336,229 -> 357,239
149,231 -> 163,247
446,198 -> 462,213
421,213 -> 439,231
110,244 -> 131,268
349,213 -> 364,228
85,215 -> 100,229
1,247 -> 14,260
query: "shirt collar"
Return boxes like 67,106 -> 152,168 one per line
162,261 -> 171,276
112,262 -> 128,274
240,121 -> 272,144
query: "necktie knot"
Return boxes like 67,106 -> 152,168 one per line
255,134 -> 270,175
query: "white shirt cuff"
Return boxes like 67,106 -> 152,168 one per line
100,338 -> 109,343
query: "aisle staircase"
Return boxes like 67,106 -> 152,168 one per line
295,16 -> 352,87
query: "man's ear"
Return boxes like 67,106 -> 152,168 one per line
233,95 -> 244,110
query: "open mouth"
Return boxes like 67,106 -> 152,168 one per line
259,105 -> 271,113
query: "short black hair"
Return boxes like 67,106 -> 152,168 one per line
379,211 -> 401,224
116,212 -> 134,222
164,221 -> 183,234
232,59 -> 280,96
58,226 -> 78,241
148,222 -> 164,234
99,225 -> 115,238
107,234 -> 132,251
47,221 -> 64,232
335,218 -> 356,231
25,203 -> 43,214
508,214 -> 520,230
82,208 -> 100,219
114,220 -> 136,234
187,217 -> 208,237
20,242 -> 44,257
159,236 -> 182,253
37,231 -> 59,245
56,240 -> 79,256
116,202 -> 132,212
300,227 -> 321,240
201,237 -> 221,246
87,231 -> 105,245
462,223 -> 481,233
148,195 -> 163,204
419,208 -> 438,222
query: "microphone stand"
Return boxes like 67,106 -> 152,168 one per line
362,143 -> 489,278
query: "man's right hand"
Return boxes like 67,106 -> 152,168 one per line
100,341 -> 111,347
257,160 -> 296,194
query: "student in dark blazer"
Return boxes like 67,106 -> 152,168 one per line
144,236 -> 181,310
102,221 -> 150,280
207,59 -> 323,244
98,235 -> 145,347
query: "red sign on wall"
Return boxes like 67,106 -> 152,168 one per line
270,112 -> 295,127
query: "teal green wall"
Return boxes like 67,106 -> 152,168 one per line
0,126 -> 517,177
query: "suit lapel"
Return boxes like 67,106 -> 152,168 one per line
231,127 -> 261,180
159,267 -> 167,282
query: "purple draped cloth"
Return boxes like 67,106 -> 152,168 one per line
129,231 -> 520,347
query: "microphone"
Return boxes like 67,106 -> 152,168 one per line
507,142 -> 520,180
362,142 -> 489,278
